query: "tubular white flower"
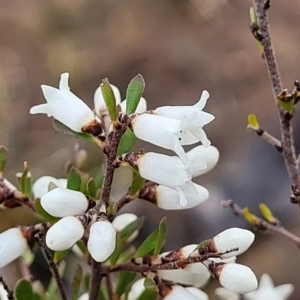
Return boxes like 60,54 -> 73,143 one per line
94,84 -> 121,115
88,220 -> 116,262
137,152 -> 199,206
0,228 -> 28,269
46,216 -> 85,251
218,263 -> 258,294
185,288 -> 209,300
30,73 -> 95,132
131,113 -> 189,163
185,145 -> 219,177
163,285 -> 203,300
32,176 -> 67,198
40,188 -> 88,217
120,97 -> 147,114
154,90 -> 214,147
156,183 -> 209,210
112,213 -> 139,242
78,293 -> 89,300
244,273 -> 294,300
212,227 -> 255,258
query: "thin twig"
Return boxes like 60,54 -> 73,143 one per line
0,276 -> 14,300
90,260 -> 104,300
222,200 -> 300,248
253,0 -> 300,202
106,273 -> 114,300
247,125 -> 282,152
36,235 -> 67,300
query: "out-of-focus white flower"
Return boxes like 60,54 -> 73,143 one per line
211,227 -> 255,259
30,73 -> 95,132
112,213 -> 139,242
185,288 -> 209,300
0,228 -> 28,269
40,188 -> 88,217
78,293 -> 89,300
32,176 -> 67,198
136,152 -> 200,206
46,216 -> 85,251
216,263 -> 258,294
214,287 -> 240,300
120,97 -> 147,114
0,283 -> 8,300
244,273 -> 294,300
3,178 -> 17,191
154,90 -> 214,147
94,83 -> 121,115
162,285 -> 204,300
128,278 -> 145,300
156,183 -> 209,210
87,220 -> 116,262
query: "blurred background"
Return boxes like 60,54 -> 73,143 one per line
1,0 -> 300,298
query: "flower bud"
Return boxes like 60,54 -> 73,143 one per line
162,285 -> 203,300
30,73 -> 95,132
216,263 -> 258,294
41,188 -> 88,217
128,278 -> 145,300
32,176 -> 67,198
112,213 -> 139,242
46,216 -> 85,251
88,220 -> 116,262
0,228 -> 28,268
211,227 -> 255,258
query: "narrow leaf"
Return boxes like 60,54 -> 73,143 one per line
101,79 -> 117,121
0,145 -> 8,173
54,249 -> 70,263
15,279 -> 33,300
67,167 -> 81,191
154,217 -> 167,256
110,233 -> 123,265
115,271 -> 136,297
86,177 -> 97,198
71,265 -> 83,300
259,203 -> 277,224
130,172 -> 145,197
120,216 -> 144,242
126,74 -> 145,114
117,128 -> 137,155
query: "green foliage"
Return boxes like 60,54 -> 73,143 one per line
117,129 -> 137,155
67,167 -> 81,191
115,271 -> 136,297
120,216 -> 144,242
0,145 -> 8,174
247,114 -> 260,129
86,177 -> 97,198
53,249 -> 70,263
277,96 -> 294,114
135,278 -> 158,300
15,279 -> 34,300
101,79 -> 117,122
71,265 -> 83,300
34,198 -> 58,223
126,74 -> 145,114
135,217 -> 167,258
17,162 -> 33,199
110,233 -> 123,265
130,172 -> 145,197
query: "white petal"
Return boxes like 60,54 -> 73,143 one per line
32,176 -> 60,198
0,228 -> 28,268
59,73 -> 70,91
0,284 -> 9,300
212,227 -> 255,258
46,216 -> 84,251
128,278 -> 146,300
120,97 -> 147,114
78,293 -> 89,300
94,84 -> 121,115
185,288 -> 209,300
164,285 -> 201,300
193,90 -> 210,110
3,178 -> 17,191
275,284 -> 294,299
219,263 -> 258,294
30,103 -> 52,117
41,188 -> 88,217
88,220 -> 116,262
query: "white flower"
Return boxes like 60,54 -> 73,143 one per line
3,178 -> 17,191
120,97 -> 147,114
78,293 -> 89,300
217,263 -> 258,294
211,227 -> 255,258
0,284 -> 8,300
185,288 -> 209,300
87,220 -> 116,262
46,216 -> 85,251
128,278 -> 146,300
163,285 -> 204,300
214,287 -> 240,300
137,152 -> 199,206
32,176 -> 67,198
244,274 -> 294,300
154,90 -> 214,147
112,213 -> 139,242
156,183 -> 209,210
40,188 -> 88,217
0,228 -> 28,268
30,73 -> 95,132
94,83 -> 121,115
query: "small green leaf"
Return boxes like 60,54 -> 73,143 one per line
83,274 -> 90,292
53,119 -> 97,143
76,239 -> 88,256
54,249 -> 70,263
71,265 -> 83,300
130,172 -> 145,197
259,203 -> 277,224
67,167 -> 81,191
249,7 -> 258,25
16,162 -> 33,198
86,177 -> 97,198
136,278 -> 158,300
15,279 -> 33,300
110,233 -> 123,265
143,277 -> 158,292
135,217 -> 167,258
101,79 -> 117,121
115,271 -> 136,297
34,198 -> 59,223
32,293 -> 44,300
120,216 -> 144,242
277,96 -> 294,114
247,114 -> 260,129
126,74 -> 145,114
117,128 -> 137,155
0,145 -> 8,174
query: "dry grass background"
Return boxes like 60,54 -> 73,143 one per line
1,0 -> 300,298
